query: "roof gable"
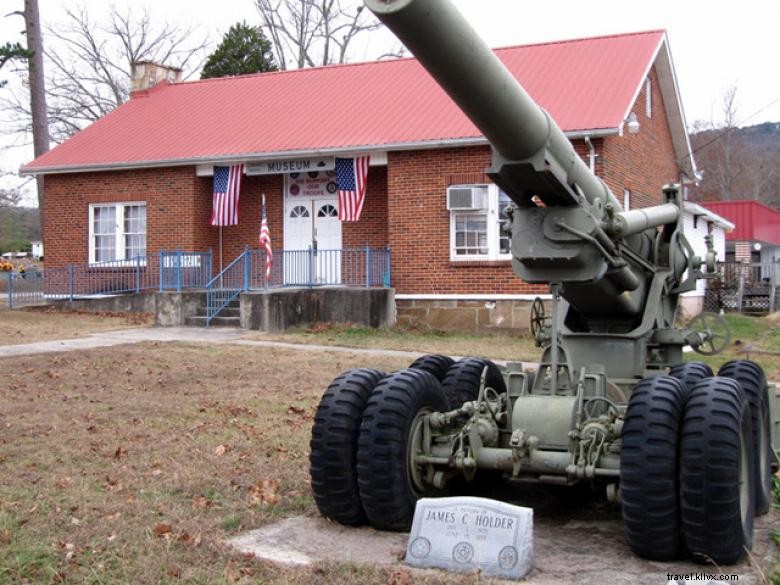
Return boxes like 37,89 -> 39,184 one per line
25,30 -> 679,174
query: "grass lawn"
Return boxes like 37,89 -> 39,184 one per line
686,313 -> 780,380
0,307 -> 152,346
1,343 -> 440,585
256,323 -> 540,363
0,312 -> 777,583
263,313 -> 780,380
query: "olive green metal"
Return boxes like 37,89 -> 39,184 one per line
358,0 -> 778,539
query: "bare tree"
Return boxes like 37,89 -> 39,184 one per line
690,86 -> 746,201
2,5 -> 209,143
709,87 -> 744,200
0,186 -> 22,208
255,0 -> 401,70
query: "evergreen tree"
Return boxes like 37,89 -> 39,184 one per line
0,42 -> 31,88
201,22 -> 278,79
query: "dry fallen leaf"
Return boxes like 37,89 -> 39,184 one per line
248,479 -> 280,507
214,444 -> 229,456
387,568 -> 413,585
54,478 -> 73,490
223,561 -> 242,582
154,523 -> 173,537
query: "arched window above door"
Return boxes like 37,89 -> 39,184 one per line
317,204 -> 338,218
290,205 -> 310,218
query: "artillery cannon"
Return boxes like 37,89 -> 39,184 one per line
310,0 -> 779,564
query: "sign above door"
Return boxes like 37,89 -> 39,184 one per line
246,157 -> 335,176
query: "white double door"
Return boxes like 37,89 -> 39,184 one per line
283,196 -> 342,284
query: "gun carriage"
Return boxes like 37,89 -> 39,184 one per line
310,0 -> 779,563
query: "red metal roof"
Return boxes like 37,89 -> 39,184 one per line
24,30 -> 665,173
700,200 -> 780,245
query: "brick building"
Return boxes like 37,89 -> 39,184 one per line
23,30 -> 699,330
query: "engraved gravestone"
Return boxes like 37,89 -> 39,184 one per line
405,496 -> 533,580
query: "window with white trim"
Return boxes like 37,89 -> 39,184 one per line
88,202 -> 147,264
449,184 -> 513,260
645,78 -> 652,118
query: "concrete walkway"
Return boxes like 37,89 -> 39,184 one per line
0,326 -> 441,362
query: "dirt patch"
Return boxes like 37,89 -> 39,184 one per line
0,306 -> 152,345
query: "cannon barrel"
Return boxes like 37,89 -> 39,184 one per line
365,0 -> 623,212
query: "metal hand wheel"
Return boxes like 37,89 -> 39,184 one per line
530,297 -> 547,346
688,311 -> 731,355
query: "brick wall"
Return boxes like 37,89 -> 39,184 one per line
44,167 -> 204,269
600,67 -> 679,208
343,166 -> 388,249
194,174 -> 285,263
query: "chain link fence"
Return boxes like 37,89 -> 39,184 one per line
703,261 -> 779,315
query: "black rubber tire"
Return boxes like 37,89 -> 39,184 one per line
408,354 -> 455,382
679,376 -> 754,564
620,375 -> 688,560
718,360 -> 772,515
440,357 -> 507,408
309,368 -> 385,525
356,368 -> 449,531
668,362 -> 713,396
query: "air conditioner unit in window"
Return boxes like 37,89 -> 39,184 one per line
447,186 -> 488,210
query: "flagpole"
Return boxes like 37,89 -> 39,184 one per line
262,193 -> 266,283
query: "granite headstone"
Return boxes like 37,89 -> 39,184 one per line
405,496 -> 533,580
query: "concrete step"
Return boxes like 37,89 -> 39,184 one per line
185,315 -> 241,327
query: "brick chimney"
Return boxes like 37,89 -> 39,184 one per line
130,61 -> 182,94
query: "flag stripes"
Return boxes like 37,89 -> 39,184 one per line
336,156 -> 369,221
211,164 -> 243,226
259,194 -> 273,279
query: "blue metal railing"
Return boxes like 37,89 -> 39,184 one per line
5,250 -> 213,309
204,248 -> 250,326
204,246 -> 391,324
6,246 -> 392,317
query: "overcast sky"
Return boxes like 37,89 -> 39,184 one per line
2,0 -> 779,204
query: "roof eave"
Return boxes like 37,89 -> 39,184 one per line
20,127 -> 620,176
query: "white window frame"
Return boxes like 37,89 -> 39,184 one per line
623,188 -> 631,211
449,184 -> 512,261
88,202 -> 147,265
645,78 -> 652,119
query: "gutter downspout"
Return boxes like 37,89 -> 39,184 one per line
584,135 -> 596,173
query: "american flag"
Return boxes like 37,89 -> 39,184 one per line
210,164 -> 243,226
335,156 -> 369,221
259,194 -> 273,279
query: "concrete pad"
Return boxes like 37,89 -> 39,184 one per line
226,498 -> 775,584
227,516 -> 408,566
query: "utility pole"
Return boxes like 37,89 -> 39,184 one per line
23,0 -> 49,213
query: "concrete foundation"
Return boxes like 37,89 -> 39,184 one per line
47,288 -> 395,332
396,298 -> 535,333
49,291 -> 206,327
240,287 -> 395,332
